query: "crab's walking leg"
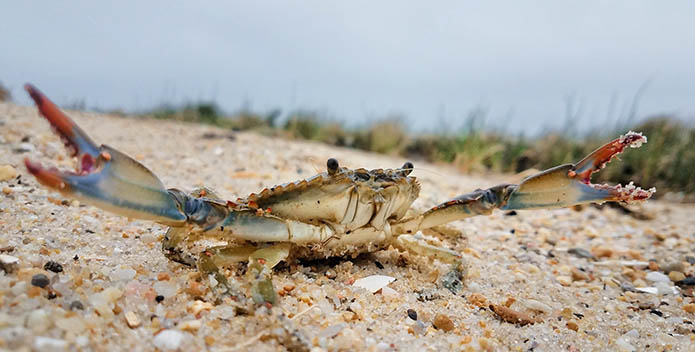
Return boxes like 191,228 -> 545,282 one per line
394,132 -> 655,233
393,234 -> 462,263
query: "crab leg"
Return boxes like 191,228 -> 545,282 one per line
394,132 -> 655,232
23,84 -> 186,225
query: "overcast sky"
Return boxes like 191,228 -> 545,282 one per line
2,1 -> 694,134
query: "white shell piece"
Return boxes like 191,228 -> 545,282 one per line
353,275 -> 395,293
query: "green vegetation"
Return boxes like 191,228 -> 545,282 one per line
0,82 -> 11,102
140,103 -> 695,199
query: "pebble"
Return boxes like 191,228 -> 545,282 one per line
319,323 -> 347,339
34,336 -> 68,351
433,314 -> 455,332
668,271 -> 686,282
15,142 -> 36,153
684,304 -> 695,313
125,311 -> 141,328
27,309 -> 51,333
0,165 -> 18,181
661,261 -> 685,273
70,300 -> 85,310
645,271 -> 670,283
43,261 -> 63,273
615,330 -> 638,352
110,268 -> 136,281
523,299 -> 552,314
0,254 -> 19,273
154,281 -> 178,298
557,275 -> 572,286
568,248 -> 594,259
178,319 -> 202,332
189,300 -> 214,315
153,329 -> 185,351
685,256 -> 695,265
31,274 -> 50,288
55,317 -> 87,334
407,309 -> 418,321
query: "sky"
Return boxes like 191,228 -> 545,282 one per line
1,1 -> 694,134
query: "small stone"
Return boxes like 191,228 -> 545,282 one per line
433,314 -> 455,332
566,321 -> 579,331
0,165 -> 18,181
661,261 -> 685,273
568,248 -> 594,259
154,281 -> 178,298
645,271 -> 670,283
31,273 -> 50,288
468,293 -> 488,307
318,323 -> 347,339
407,309 -> 418,321
441,266 -> 465,295
683,303 -> 695,313
676,277 -> 695,286
204,336 -> 215,346
27,309 -> 51,333
557,275 -> 572,286
0,254 -> 19,273
110,268 -> 136,281
523,299 -> 552,314
179,319 -> 202,331
685,256 -> 695,265
668,271 -> 686,282
2,186 -> 11,194
125,311 -> 141,328
15,142 -> 35,153
571,268 -> 589,281
615,335 -> 636,351
55,316 -> 86,334
34,336 -> 68,351
189,300 -> 214,315
156,295 -> 165,303
70,300 -> 84,310
153,329 -> 185,351
44,261 -> 63,273
325,270 -> 336,279
592,246 -> 613,258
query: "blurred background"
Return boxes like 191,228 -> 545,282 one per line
1,1 -> 694,198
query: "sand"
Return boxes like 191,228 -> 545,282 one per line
1,102 -> 695,351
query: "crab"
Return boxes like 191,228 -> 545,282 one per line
22,84 -> 655,305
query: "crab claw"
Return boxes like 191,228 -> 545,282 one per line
503,131 -> 656,210
23,84 -> 186,225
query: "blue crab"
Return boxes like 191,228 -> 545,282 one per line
22,84 -> 655,305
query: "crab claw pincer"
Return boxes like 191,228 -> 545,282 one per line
503,131 -> 656,210
23,84 -> 186,225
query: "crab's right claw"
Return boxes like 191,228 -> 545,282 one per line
23,84 -> 186,226
503,132 -> 656,210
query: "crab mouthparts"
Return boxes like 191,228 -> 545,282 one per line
572,131 -> 655,203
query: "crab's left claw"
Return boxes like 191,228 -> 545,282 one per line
23,84 -> 186,226
503,132 -> 656,210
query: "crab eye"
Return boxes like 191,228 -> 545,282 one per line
327,158 -> 339,175
401,161 -> 414,176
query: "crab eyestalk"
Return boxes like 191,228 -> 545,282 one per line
23,84 -> 187,226
503,131 -> 655,210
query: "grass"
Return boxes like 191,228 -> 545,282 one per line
139,102 -> 695,199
